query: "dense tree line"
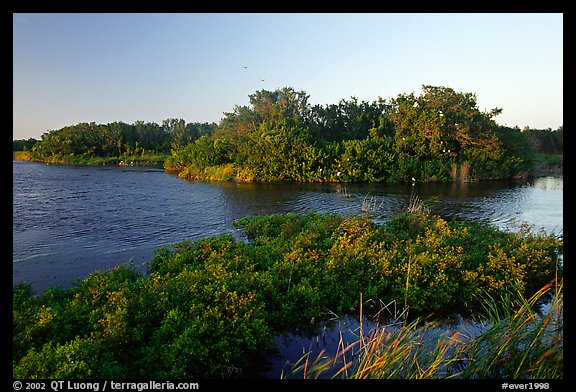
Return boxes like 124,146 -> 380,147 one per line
523,126 -> 563,154
13,120 -> 216,160
165,85 -> 563,182
13,85 -> 562,182
12,138 -> 38,152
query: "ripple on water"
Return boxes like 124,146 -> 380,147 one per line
13,161 -> 562,292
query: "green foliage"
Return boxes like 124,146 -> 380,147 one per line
164,135 -> 233,177
522,126 -> 563,154
13,138 -> 39,151
23,119 -> 216,165
164,85 -> 557,183
230,128 -> 322,182
13,212 -> 562,378
309,96 -> 388,141
13,262 -> 271,379
18,86 -> 561,181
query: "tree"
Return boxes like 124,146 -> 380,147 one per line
134,121 -> 168,152
162,118 -> 188,151
216,105 -> 260,143
249,87 -> 312,128
13,138 -> 38,151
309,97 -> 388,141
388,85 -> 503,161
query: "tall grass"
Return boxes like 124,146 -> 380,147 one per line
288,316 -> 463,379
287,281 -> 563,379
13,151 -> 33,161
407,191 -> 429,214
361,195 -> 384,216
456,281 -> 563,379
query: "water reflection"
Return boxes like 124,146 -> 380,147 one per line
218,177 -> 563,236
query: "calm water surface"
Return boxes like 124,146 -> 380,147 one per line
12,161 -> 563,377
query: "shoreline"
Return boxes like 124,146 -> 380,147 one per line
13,154 -> 563,184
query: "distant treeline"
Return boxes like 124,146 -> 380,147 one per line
13,119 -> 216,159
13,85 -> 562,182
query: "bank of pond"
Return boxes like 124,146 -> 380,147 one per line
13,211 -> 563,379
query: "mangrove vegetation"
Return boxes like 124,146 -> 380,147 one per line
13,85 -> 562,182
13,209 -> 563,379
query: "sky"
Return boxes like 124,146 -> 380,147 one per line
13,13 -> 563,140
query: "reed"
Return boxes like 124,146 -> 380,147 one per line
361,195 -> 384,215
13,151 -> 33,161
288,281 -> 563,379
455,281 -> 563,379
290,316 -> 458,379
407,191 -> 429,214
403,251 -> 411,320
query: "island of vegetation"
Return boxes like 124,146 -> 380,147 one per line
13,85 -> 562,183
14,208 -> 563,379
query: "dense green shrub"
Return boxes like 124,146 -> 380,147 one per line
13,212 -> 562,378
17,85 -> 561,181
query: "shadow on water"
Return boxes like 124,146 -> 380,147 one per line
250,291 -> 559,379
216,177 -> 562,236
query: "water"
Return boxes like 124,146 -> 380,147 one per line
264,313 -> 485,379
12,161 -> 563,378
13,161 -> 563,293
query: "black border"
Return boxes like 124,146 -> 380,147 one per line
8,6 -> 569,390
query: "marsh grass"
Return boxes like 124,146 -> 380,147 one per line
288,281 -> 563,379
407,191 -> 429,215
361,195 -> 384,215
288,316 -> 463,379
361,190 -> 430,217
13,151 -> 33,161
455,281 -> 563,379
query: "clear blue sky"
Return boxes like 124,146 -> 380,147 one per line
13,13 -> 563,140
